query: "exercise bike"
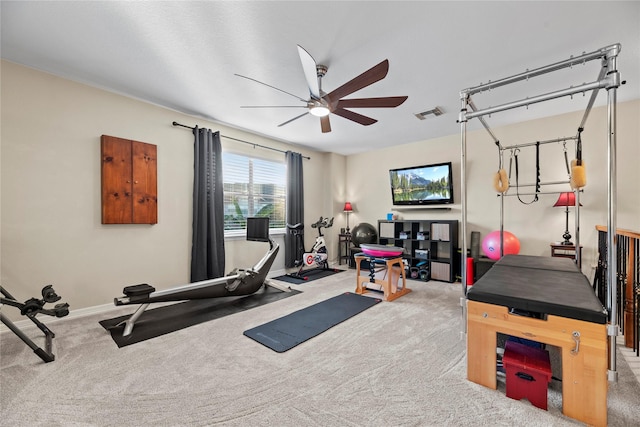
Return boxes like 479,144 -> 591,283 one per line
287,216 -> 334,280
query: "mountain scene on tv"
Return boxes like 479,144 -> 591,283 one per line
390,167 -> 450,202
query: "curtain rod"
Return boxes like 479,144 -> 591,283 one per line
172,121 -> 310,160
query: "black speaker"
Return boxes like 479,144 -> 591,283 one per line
475,258 -> 496,281
471,231 -> 481,260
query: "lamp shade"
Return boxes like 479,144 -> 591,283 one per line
553,192 -> 582,207
343,202 -> 353,212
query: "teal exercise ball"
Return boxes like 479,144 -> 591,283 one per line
351,223 -> 378,247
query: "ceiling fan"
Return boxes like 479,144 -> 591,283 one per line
235,45 -> 408,133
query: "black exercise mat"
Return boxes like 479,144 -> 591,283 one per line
272,268 -> 345,284
243,292 -> 381,352
100,286 -> 301,348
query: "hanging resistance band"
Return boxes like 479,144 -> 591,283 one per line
563,141 -> 571,175
514,141 -> 541,204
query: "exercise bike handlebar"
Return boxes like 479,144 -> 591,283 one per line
287,216 -> 334,233
311,217 -> 333,229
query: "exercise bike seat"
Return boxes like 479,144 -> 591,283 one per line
286,223 -> 303,232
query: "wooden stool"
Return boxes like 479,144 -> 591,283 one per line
354,254 -> 411,301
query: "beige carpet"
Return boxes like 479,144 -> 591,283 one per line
2,270 -> 639,426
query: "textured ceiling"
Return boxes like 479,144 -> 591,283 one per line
2,1 -> 639,155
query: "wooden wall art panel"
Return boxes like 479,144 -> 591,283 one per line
101,135 -> 157,224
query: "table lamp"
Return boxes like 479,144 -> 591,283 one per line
553,192 -> 581,245
343,202 -> 353,234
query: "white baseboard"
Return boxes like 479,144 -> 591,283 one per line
2,268 -> 293,335
1,302 -> 118,334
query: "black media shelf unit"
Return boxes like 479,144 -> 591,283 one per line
377,219 -> 459,283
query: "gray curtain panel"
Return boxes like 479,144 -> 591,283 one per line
191,128 -> 225,282
285,151 -> 304,268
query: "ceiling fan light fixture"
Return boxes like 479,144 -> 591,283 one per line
309,105 -> 331,117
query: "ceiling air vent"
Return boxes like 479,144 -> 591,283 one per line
415,107 -> 443,120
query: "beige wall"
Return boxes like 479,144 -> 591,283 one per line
347,99 -> 640,278
1,61 -> 338,321
2,60 -> 638,322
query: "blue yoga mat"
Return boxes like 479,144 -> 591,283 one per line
243,292 -> 381,352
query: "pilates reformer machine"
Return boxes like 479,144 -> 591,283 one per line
1,285 -> 70,362
459,44 -> 623,426
112,217 -> 288,337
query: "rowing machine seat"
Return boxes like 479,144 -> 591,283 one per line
123,284 -> 156,297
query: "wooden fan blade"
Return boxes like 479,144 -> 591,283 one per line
235,73 -> 307,102
297,45 -> 321,99
278,112 -> 309,127
337,96 -> 408,108
320,116 -> 331,133
332,108 -> 377,126
325,60 -> 389,103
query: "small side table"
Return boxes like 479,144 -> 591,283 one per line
550,243 -> 582,268
338,233 -> 352,266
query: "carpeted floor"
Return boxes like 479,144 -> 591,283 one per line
2,270 -> 639,426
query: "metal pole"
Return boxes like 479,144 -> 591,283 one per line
579,66 -> 608,130
502,190 -> 571,197
500,194 -> 504,258
606,53 -> 619,382
465,79 -> 611,120
501,136 -> 577,151
459,96 -> 469,335
574,190 -> 581,269
171,121 -> 311,159
459,96 -> 468,297
461,44 -> 620,96
510,180 -> 570,188
467,98 -> 500,147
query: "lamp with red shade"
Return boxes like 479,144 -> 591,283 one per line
343,202 -> 353,234
553,192 -> 582,245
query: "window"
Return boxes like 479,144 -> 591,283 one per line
222,152 -> 286,235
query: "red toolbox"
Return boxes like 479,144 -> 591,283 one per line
503,340 -> 552,410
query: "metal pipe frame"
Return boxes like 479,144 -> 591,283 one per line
606,54 -> 619,381
501,190 -> 571,197
459,43 -> 621,381
575,190 -> 581,269
500,136 -> 578,151
509,180 -> 570,188
460,96 -> 469,334
467,97 -> 501,147
460,44 -> 620,97
465,79 -> 613,121
579,65 -> 608,131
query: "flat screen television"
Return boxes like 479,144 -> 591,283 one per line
389,162 -> 454,206
246,217 -> 270,242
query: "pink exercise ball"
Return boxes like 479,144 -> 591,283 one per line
482,230 -> 520,260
